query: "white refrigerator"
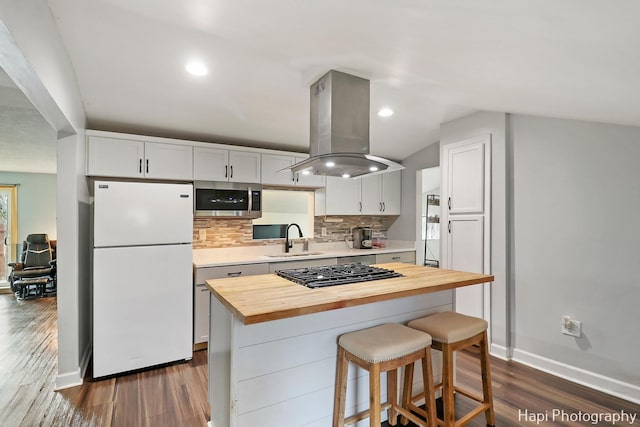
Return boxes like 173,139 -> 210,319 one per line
92,180 -> 193,378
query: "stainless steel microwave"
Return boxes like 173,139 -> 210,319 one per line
194,181 -> 262,218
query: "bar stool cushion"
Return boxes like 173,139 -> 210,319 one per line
338,323 -> 432,363
408,311 -> 487,344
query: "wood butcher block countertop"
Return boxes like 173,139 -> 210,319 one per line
206,263 -> 494,325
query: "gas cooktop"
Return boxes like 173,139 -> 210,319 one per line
275,263 -> 403,288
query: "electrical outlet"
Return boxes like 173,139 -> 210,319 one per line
562,315 -> 582,338
198,229 -> 206,241
321,227 -> 327,236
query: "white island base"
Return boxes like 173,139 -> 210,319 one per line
208,291 -> 451,427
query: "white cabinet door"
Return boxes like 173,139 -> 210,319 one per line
87,136 -> 144,178
261,154 -> 295,186
375,251 -> 415,264
322,176 -> 361,215
442,135 -> 491,322
381,171 -> 401,215
229,151 -> 261,183
294,156 -> 325,187
193,283 -> 210,344
360,174 -> 381,214
144,142 -> 193,180
448,216 -> 485,318
193,263 -> 269,346
88,136 -> 193,180
193,147 -> 229,181
447,142 -> 486,214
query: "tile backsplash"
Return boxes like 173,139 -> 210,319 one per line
193,216 -> 397,249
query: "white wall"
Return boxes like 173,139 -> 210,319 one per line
0,4 -> 89,389
0,172 -> 56,241
388,142 -> 439,243
511,114 -> 640,397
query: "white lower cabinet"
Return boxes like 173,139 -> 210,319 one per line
315,171 -> 401,215
193,263 -> 269,347
376,251 -> 416,264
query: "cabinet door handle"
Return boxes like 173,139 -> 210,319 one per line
146,159 -> 149,174
448,197 -> 452,210
230,165 -> 234,179
139,159 -> 142,173
225,165 -> 228,178
379,202 -> 382,212
448,220 -> 452,233
359,202 -> 362,212
382,202 -> 385,212
392,256 -> 400,260
227,271 -> 242,277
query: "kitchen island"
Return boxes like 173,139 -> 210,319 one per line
206,263 -> 493,427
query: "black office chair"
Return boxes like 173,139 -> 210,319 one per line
8,234 -> 56,300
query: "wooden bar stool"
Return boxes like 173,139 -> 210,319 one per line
333,323 -> 437,427
405,312 -> 495,427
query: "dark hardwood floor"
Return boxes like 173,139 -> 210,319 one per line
1,293 -> 638,426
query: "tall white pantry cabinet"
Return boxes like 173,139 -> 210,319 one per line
441,135 -> 491,323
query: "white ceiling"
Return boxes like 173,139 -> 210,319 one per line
5,1 -> 640,174
0,68 -> 57,174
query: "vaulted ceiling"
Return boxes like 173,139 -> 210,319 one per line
3,1 -> 640,174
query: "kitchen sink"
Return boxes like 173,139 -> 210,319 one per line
265,252 -> 324,258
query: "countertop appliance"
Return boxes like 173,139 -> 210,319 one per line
352,227 -> 373,249
194,181 -> 262,218
92,180 -> 193,378
275,263 -> 402,288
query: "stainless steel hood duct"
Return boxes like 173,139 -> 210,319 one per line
289,70 -> 403,178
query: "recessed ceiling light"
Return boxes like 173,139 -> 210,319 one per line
378,107 -> 394,117
342,173 -> 351,178
325,161 -> 335,167
369,166 -> 379,172
301,170 -> 311,175
185,61 -> 208,76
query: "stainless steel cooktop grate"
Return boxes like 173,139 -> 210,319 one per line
275,263 -> 403,288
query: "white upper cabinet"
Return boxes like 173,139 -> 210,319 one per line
261,154 -> 325,187
447,142 -> 486,214
316,176 -> 361,215
315,171 -> 401,216
193,147 -> 261,183
261,154 -> 296,185
144,143 -> 194,181
193,147 -> 229,181
229,151 -> 261,183
293,156 -> 325,187
360,171 -> 402,215
87,136 -> 193,180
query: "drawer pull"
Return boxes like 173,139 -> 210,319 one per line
195,283 -> 205,287
392,256 -> 400,260
227,272 -> 242,277
200,288 -> 209,292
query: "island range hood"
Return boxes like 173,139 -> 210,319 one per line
288,70 -> 403,178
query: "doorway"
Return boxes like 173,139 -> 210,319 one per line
417,167 -> 441,267
0,186 -> 17,287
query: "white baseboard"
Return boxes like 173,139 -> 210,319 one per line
54,368 -> 83,390
513,348 -> 640,405
490,343 -> 511,360
54,344 -> 92,391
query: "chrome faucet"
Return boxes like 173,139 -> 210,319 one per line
284,223 -> 303,253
